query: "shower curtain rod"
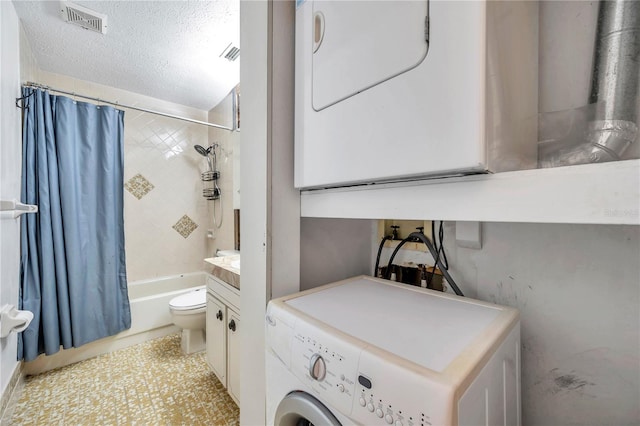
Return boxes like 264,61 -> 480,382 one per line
20,82 -> 237,131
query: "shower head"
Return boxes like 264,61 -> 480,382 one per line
195,144 -> 216,172
194,144 -> 211,157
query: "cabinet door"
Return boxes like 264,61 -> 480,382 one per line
206,294 -> 227,386
227,310 -> 241,404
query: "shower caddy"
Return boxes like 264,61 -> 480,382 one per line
194,143 -> 224,229
195,143 -> 222,201
202,168 -> 221,201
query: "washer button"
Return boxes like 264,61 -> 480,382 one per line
358,375 -> 372,389
367,403 -> 375,413
376,408 -> 384,418
337,383 -> 345,393
385,414 -> 394,424
359,397 -> 366,407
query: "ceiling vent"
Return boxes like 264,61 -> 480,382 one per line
220,43 -> 240,62
59,1 -> 107,34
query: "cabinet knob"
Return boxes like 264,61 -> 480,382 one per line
216,310 -> 223,321
228,319 -> 236,332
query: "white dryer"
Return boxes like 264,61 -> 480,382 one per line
294,1 -> 539,188
265,276 -> 520,426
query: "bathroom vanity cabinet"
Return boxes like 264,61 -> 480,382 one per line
206,274 -> 241,405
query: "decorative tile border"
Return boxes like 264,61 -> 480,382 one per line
124,174 -> 154,200
172,215 -> 198,239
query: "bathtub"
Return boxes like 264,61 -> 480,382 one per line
126,272 -> 206,337
24,272 -> 206,375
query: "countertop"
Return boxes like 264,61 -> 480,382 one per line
205,255 -> 240,290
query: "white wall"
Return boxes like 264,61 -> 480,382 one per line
442,222 -> 640,424
0,0 -> 23,405
19,24 -> 38,84
369,220 -> 639,425
239,1 -> 272,424
239,0 -> 300,423
300,218 -> 376,290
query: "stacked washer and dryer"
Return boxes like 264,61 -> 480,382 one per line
270,0 -> 531,423
265,276 -> 520,426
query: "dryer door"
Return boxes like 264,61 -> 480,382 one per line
311,0 -> 429,111
274,391 -> 342,426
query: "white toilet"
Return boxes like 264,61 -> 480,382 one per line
169,288 -> 207,354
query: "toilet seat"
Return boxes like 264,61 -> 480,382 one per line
169,288 -> 206,311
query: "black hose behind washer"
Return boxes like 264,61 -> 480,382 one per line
384,231 -> 464,296
374,235 -> 393,277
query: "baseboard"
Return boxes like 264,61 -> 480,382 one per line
0,362 -> 23,423
23,325 -> 179,376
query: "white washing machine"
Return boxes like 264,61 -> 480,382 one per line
265,276 -> 520,426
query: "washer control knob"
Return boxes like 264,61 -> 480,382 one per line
359,397 -> 366,407
337,383 -> 345,393
309,353 -> 326,381
376,408 -> 384,418
367,403 -> 375,413
395,421 -> 404,426
385,414 -> 394,424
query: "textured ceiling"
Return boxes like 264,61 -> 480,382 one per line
12,0 -> 239,111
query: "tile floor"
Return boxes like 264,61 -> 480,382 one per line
4,334 -> 239,425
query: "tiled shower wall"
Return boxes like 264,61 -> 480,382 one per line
36,71 -> 217,281
122,110 -> 210,280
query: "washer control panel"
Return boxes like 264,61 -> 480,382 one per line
349,349 -> 453,425
289,320 -> 453,424
356,373 -> 433,426
290,320 -> 365,415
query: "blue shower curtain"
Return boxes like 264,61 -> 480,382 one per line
19,88 -> 131,362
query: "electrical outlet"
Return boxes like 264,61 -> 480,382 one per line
455,221 -> 482,249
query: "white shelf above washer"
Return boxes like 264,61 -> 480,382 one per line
300,160 -> 640,225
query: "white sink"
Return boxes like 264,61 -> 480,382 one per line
230,259 -> 240,270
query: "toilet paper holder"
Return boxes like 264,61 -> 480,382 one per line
0,304 -> 34,338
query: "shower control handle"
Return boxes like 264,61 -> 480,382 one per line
228,319 -> 236,332
216,310 -> 223,321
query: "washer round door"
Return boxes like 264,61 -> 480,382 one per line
274,391 -> 342,426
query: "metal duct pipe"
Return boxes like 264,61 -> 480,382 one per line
587,0 -> 640,162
